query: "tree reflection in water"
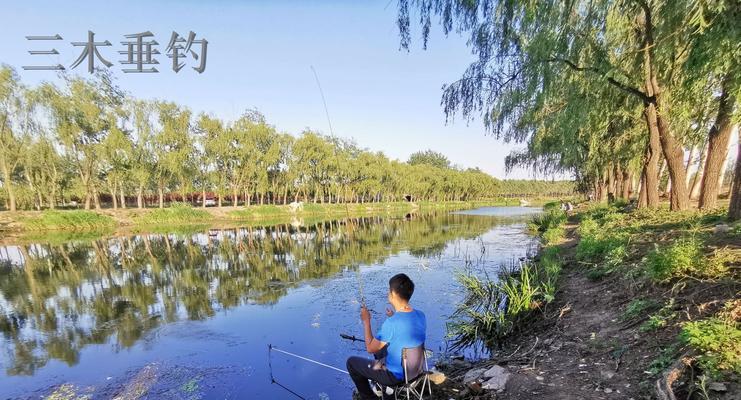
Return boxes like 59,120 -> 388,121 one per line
0,212 -> 509,376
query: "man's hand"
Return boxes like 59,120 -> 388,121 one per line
385,307 -> 394,317
360,305 -> 371,324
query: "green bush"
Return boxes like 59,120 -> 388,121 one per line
644,236 -> 729,281
542,226 -> 565,245
680,318 -> 741,377
576,217 -> 629,264
640,299 -> 677,332
529,210 -> 567,234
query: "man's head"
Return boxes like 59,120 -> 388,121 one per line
388,273 -> 414,304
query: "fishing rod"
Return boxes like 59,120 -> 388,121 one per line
310,65 -> 366,309
340,333 -> 363,342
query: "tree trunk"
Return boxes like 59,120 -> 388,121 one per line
49,184 -> 57,210
699,76 -> 736,209
641,106 -> 661,207
93,186 -> 102,210
109,183 -> 118,210
728,130 -> 741,221
137,185 -> 144,209
690,140 -> 708,199
621,170 -> 631,200
119,184 -> 126,209
202,189 -> 207,208
639,8 -> 688,210
0,162 -> 16,212
718,147 -> 732,190
158,185 -> 164,209
685,146 -> 695,184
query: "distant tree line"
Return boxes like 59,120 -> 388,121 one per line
0,66 -> 573,211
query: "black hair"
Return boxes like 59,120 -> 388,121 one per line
389,273 -> 414,301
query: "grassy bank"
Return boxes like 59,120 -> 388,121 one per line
1,200 -> 536,234
439,203 -> 739,399
19,210 -> 116,231
573,204 -> 739,384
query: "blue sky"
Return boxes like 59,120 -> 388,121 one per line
0,0 -> 561,179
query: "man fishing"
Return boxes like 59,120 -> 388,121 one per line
346,273 -> 426,399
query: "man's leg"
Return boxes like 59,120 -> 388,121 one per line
346,356 -> 400,399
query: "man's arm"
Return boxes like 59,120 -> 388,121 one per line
360,305 -> 386,354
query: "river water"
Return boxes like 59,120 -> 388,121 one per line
0,207 -> 541,399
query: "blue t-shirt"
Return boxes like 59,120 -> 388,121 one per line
375,309 -> 426,380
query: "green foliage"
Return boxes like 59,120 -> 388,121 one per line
396,0 -> 740,217
643,236 -> 729,281
680,317 -> 741,378
407,149 -> 451,169
542,226 -> 565,245
640,299 -> 677,332
621,299 -> 658,322
22,210 -> 115,231
135,203 -> 210,225
542,201 -> 560,212
529,210 -> 566,234
576,218 -> 629,264
648,345 -> 681,376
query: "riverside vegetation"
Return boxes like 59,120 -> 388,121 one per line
439,202 -> 739,399
0,199 -> 568,235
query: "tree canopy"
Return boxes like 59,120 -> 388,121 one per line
397,0 -> 740,218
0,66 -> 575,211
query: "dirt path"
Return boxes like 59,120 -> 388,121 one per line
499,232 -> 643,399
432,217 -> 739,400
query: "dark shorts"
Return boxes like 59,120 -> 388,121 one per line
346,355 -> 402,400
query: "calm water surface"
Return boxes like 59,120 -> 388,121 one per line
0,207 -> 540,399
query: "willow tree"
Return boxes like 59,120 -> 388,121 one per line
128,100 -> 156,209
41,72 -> 124,209
397,0 -> 736,211
152,102 -> 194,207
195,113 -> 227,207
0,66 -> 28,212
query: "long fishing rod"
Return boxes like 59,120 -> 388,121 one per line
310,65 -> 366,308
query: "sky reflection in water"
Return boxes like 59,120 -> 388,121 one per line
0,207 -> 540,399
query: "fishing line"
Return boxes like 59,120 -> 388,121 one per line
309,65 -> 366,335
268,344 -> 308,400
310,65 -> 334,136
269,344 -> 349,375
